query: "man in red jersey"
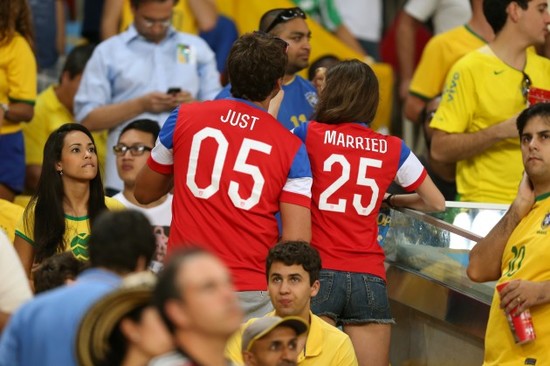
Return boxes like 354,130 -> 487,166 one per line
135,32 -> 313,320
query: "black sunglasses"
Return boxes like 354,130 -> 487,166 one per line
264,7 -> 306,34
113,144 -> 153,156
522,71 -> 532,105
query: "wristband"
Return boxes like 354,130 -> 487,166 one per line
384,193 -> 396,208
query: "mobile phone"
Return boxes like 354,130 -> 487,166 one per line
167,87 -> 181,95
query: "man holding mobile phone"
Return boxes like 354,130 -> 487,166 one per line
75,0 -> 221,196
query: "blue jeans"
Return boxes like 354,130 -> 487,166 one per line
311,269 -> 394,325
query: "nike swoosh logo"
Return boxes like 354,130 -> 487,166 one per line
494,70 -> 505,75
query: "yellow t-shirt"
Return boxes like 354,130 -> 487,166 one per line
431,46 -> 550,203
0,33 -> 37,135
0,199 -> 24,243
409,25 -> 487,101
225,311 -> 358,366
15,197 -> 124,261
121,0 -> 198,34
484,194 -> 550,365
21,85 -> 108,176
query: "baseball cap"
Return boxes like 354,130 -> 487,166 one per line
242,316 -> 309,352
76,272 -> 157,366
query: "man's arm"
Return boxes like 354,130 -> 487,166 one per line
187,0 -> 218,32
55,0 -> 65,56
3,103 -> 34,123
404,94 -> 427,123
389,174 -> 445,212
430,115 -> 518,163
396,11 -> 421,100
467,173 -> 535,283
100,0 -> 123,40
134,164 -> 172,205
81,92 -> 183,131
333,24 -> 367,56
280,202 -> 311,243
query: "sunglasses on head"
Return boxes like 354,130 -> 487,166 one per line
264,7 -> 306,34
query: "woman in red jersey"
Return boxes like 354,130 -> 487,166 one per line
293,59 -> 445,366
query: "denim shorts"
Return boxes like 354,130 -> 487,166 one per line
0,131 -> 25,193
311,269 -> 395,325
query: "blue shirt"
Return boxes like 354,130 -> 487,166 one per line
215,75 -> 318,130
0,269 -> 122,366
75,25 -> 222,191
28,0 -> 57,69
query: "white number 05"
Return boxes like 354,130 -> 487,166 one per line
186,127 -> 272,210
318,154 -> 382,216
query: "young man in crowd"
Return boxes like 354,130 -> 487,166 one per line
135,32 -> 312,319
225,242 -> 358,365
112,119 -> 172,272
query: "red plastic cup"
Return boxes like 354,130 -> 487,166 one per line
528,87 -> 550,106
496,282 -> 536,345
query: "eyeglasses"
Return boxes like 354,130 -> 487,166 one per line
264,7 -> 306,34
253,31 -> 290,53
522,71 -> 531,105
113,144 -> 153,156
141,17 -> 171,29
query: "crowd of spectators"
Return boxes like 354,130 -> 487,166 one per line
1,1 -> 550,365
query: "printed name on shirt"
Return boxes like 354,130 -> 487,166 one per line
220,109 -> 259,131
324,130 -> 387,153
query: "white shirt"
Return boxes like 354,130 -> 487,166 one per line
0,231 -> 32,313
335,0 -> 383,42
404,0 -> 472,34
113,192 -> 173,272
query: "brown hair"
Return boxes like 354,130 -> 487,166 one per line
228,32 -> 287,102
313,59 -> 379,125
0,0 -> 34,48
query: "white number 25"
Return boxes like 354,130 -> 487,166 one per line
318,154 -> 382,216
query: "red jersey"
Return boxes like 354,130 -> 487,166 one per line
148,98 -> 312,290
294,121 -> 426,280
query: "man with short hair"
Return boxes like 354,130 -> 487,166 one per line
216,7 -> 318,130
150,248 -> 243,365
135,32 -> 312,319
75,0 -> 221,196
430,0 -> 550,203
112,119 -> 172,272
0,210 -> 156,366
225,242 -> 358,366
241,316 -> 308,366
468,103 -> 550,365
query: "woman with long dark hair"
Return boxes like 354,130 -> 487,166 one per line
293,60 -> 445,366
0,0 -> 37,201
14,123 -> 123,278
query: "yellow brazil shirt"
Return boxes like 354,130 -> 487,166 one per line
15,197 -> 124,261
431,46 -> 550,203
409,25 -> 487,101
0,33 -> 37,134
484,194 -> 550,365
0,199 -> 24,243
225,311 -> 358,366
